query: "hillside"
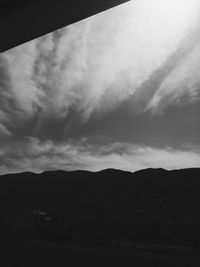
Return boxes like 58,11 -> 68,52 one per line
0,168 -> 200,248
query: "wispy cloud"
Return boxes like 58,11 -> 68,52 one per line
0,138 -> 199,174
1,0 -> 199,130
148,42 -> 200,112
0,124 -> 11,137
0,0 -> 200,174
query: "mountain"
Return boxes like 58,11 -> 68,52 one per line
0,167 -> 200,210
1,167 -> 200,247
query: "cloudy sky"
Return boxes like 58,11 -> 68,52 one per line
0,0 -> 200,174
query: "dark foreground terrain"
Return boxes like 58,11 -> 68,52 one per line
1,168 -> 200,266
2,233 -> 200,267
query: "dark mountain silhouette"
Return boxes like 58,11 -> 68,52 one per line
1,167 -> 200,249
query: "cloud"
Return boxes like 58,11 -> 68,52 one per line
2,41 -> 43,116
0,124 -> 11,137
0,110 -> 11,137
0,138 -> 199,174
148,42 -> 200,112
0,0 -> 200,175
1,0 -> 199,133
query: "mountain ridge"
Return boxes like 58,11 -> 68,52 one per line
1,166 -> 200,178
1,167 -> 200,248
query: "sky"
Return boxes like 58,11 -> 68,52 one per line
0,0 -> 200,174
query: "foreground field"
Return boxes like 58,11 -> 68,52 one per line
1,234 -> 200,267
1,168 -> 200,266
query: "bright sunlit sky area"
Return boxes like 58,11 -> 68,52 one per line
0,0 -> 200,174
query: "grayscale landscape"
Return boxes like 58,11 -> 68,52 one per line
0,0 -> 200,266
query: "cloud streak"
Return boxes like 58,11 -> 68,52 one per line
0,0 -> 200,174
1,0 -> 200,129
0,138 -> 199,175
148,41 -> 200,112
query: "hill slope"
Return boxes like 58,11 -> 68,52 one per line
0,168 -> 200,246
